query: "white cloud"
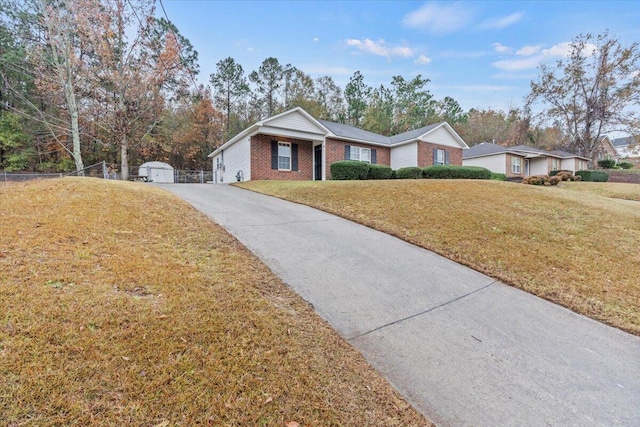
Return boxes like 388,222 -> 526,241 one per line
492,55 -> 544,71
415,55 -> 432,65
246,47 -> 255,52
478,12 -> 524,30
402,2 -> 473,34
516,45 -> 541,56
346,38 -> 414,58
541,42 -> 572,57
492,42 -> 511,53
492,41 -> 598,71
542,41 -> 597,57
313,37 -> 319,42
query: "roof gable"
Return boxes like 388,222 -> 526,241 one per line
261,107 -> 328,135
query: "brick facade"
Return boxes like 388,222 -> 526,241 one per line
506,154 -> 526,178
325,137 -> 391,179
249,133 -> 465,181
250,134 -> 314,180
417,142 -> 463,167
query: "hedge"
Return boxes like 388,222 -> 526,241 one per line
575,170 -> 609,182
618,161 -> 633,169
490,172 -> 507,181
549,169 -> 572,176
422,165 -> 492,179
395,167 -> 423,179
597,159 -> 616,169
367,164 -> 393,179
330,160 -> 369,180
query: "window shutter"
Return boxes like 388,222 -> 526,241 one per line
291,143 -> 298,171
433,148 -> 437,165
445,150 -> 450,165
345,145 -> 351,160
371,149 -> 377,164
271,141 -> 278,169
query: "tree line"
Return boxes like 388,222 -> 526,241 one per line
1,0 -> 638,175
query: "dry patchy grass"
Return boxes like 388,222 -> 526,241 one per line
0,178 -> 429,426
561,181 -> 640,202
239,180 -> 640,336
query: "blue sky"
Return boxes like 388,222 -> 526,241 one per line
162,0 -> 640,113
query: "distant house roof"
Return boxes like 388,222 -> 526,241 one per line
611,136 -> 637,147
549,150 -> 589,160
464,142 -> 589,160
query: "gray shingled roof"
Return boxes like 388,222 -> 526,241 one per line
318,120 -> 446,145
463,142 -> 509,159
549,150 -> 579,158
510,145 -> 549,154
318,120 -> 391,145
611,136 -> 637,147
389,123 -> 443,144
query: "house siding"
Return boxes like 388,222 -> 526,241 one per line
213,135 -> 251,183
463,154 -> 507,174
417,142 -> 463,167
266,110 -> 326,134
422,126 -> 463,148
251,134 -> 313,180
390,142 -> 418,170
529,158 -> 548,175
325,137 -> 391,179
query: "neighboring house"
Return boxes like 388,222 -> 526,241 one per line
594,136 -> 619,164
462,142 -> 589,177
208,107 -> 469,182
611,136 -> 640,158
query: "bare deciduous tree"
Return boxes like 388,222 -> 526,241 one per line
526,32 -> 640,164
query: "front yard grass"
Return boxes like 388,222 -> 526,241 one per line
0,178 -> 429,426
238,179 -> 640,336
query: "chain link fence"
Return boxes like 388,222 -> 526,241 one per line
2,162 -> 213,183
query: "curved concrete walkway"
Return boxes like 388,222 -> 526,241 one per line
162,183 -> 640,426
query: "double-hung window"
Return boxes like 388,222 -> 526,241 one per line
512,157 -> 521,174
551,158 -> 559,171
434,149 -> 446,165
278,142 -> 291,170
350,146 -> 371,163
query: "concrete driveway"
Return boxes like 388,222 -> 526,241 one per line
162,183 -> 640,426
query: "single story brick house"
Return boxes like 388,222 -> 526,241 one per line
462,142 -> 590,178
208,107 -> 469,182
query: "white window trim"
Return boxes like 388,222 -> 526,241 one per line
512,157 -> 521,174
278,142 -> 291,171
350,146 -> 371,163
434,149 -> 445,165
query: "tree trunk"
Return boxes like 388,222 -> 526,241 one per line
120,133 -> 128,180
67,85 -> 84,174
